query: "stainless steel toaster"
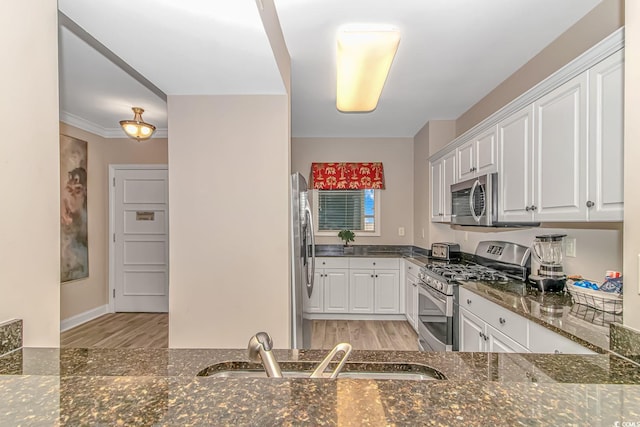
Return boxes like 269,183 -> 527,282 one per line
431,242 -> 461,260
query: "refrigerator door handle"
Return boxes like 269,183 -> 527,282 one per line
304,203 -> 315,298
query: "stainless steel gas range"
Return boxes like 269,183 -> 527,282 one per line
417,241 -> 531,352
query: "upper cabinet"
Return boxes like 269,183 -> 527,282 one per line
587,50 -> 624,221
457,127 -> 497,182
429,39 -> 624,225
430,150 -> 456,222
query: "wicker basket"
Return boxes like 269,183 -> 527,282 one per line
566,280 -> 623,314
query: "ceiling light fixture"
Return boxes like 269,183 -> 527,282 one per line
119,107 -> 156,141
336,28 -> 400,113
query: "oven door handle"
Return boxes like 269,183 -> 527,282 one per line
469,179 -> 486,223
420,283 -> 447,305
419,283 -> 453,317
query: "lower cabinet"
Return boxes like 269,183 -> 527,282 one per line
304,257 -> 401,315
458,286 -> 595,354
348,269 -> 400,314
459,307 -> 528,353
404,273 -> 418,332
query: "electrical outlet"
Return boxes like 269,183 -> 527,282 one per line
398,227 -> 405,236
565,238 -> 576,258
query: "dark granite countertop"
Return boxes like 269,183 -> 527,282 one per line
459,280 -> 621,352
1,347 -> 640,425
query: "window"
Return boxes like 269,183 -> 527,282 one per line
315,189 -> 379,235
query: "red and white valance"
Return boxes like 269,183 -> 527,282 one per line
310,162 -> 385,190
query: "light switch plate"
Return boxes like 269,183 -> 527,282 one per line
565,238 -> 576,258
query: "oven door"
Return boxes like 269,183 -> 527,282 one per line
417,283 -> 453,352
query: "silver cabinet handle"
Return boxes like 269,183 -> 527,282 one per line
375,274 -> 378,278
373,262 -> 376,266
408,266 -> 412,270
586,201 -> 595,208
531,205 -> 537,211
467,299 -> 472,305
525,206 -> 531,212
370,274 -> 374,278
322,261 -> 326,265
499,317 -> 506,325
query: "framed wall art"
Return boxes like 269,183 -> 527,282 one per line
60,134 -> 88,282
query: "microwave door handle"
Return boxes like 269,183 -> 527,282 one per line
469,179 -> 485,223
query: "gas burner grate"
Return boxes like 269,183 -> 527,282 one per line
423,263 -> 511,282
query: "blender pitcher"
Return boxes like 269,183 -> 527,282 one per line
528,234 -> 567,293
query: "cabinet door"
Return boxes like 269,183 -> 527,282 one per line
486,325 -> 529,353
404,277 -> 417,331
476,127 -> 498,175
304,270 -> 324,313
528,321 -> 596,354
323,269 -> 349,313
441,150 -> 456,221
430,159 -> 443,222
533,73 -> 588,221
459,307 -> 485,352
374,270 -> 400,313
588,50 -> 624,221
497,105 -> 535,222
457,140 -> 475,181
349,270 -> 374,313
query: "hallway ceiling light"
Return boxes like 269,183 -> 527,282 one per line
336,28 -> 400,113
119,107 -> 156,141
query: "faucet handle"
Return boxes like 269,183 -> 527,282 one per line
309,342 -> 353,379
255,332 -> 273,351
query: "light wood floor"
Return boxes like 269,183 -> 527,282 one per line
60,313 -> 168,348
61,314 -> 418,351
310,320 -> 419,351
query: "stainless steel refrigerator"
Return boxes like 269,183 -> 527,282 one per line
290,172 -> 315,348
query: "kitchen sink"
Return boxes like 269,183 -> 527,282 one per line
197,361 -> 446,381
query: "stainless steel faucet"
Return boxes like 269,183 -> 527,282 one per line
248,332 -> 352,379
248,332 -> 283,378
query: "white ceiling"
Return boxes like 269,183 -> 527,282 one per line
58,0 -> 602,139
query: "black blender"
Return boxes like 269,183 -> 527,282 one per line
528,234 -> 567,292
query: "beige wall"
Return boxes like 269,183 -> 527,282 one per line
292,138 -> 414,246
0,0 -> 60,346
59,123 -> 168,321
624,1 -> 640,331
168,95 -> 290,348
413,121 -> 456,248
456,0 -> 624,136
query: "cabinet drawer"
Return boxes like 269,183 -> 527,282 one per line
459,287 -> 528,346
349,257 -> 400,270
528,321 -> 596,354
404,260 -> 420,279
316,257 -> 349,269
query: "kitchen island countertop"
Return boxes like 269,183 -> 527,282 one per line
1,347 -> 640,425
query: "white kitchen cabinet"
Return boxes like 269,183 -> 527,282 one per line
404,262 -> 419,332
587,50 -> 624,221
498,52 -> 623,223
533,72 -> 588,221
305,258 -> 349,314
374,270 -> 400,313
323,269 -> 349,313
430,150 -> 456,222
528,321 -> 596,354
457,127 -> 497,182
459,286 -> 596,355
349,270 -> 375,313
498,105 -> 535,222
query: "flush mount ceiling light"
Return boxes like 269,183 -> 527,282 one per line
119,107 -> 156,141
336,28 -> 401,113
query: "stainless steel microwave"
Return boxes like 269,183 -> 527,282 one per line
450,173 -> 540,227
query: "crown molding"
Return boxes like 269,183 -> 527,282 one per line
60,111 -> 168,139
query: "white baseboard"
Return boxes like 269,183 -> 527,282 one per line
60,304 -> 109,332
304,313 -> 407,321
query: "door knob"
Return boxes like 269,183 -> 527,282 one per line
586,201 -> 595,208
531,205 -> 537,211
467,299 -> 472,305
499,317 -> 506,325
525,206 -> 531,212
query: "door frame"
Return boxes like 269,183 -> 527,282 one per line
108,164 -> 169,313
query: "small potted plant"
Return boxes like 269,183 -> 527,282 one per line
338,229 -> 355,254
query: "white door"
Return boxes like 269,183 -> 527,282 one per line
349,270 -> 375,313
534,73 -> 588,221
475,127 -> 497,176
457,140 -> 475,181
374,270 -> 400,313
588,50 -> 624,221
304,270 -> 324,313
498,105 -> 535,222
458,308 -> 485,352
429,159 -> 443,221
323,269 -> 349,313
441,151 -> 456,222
111,166 -> 169,312
486,325 -> 529,353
